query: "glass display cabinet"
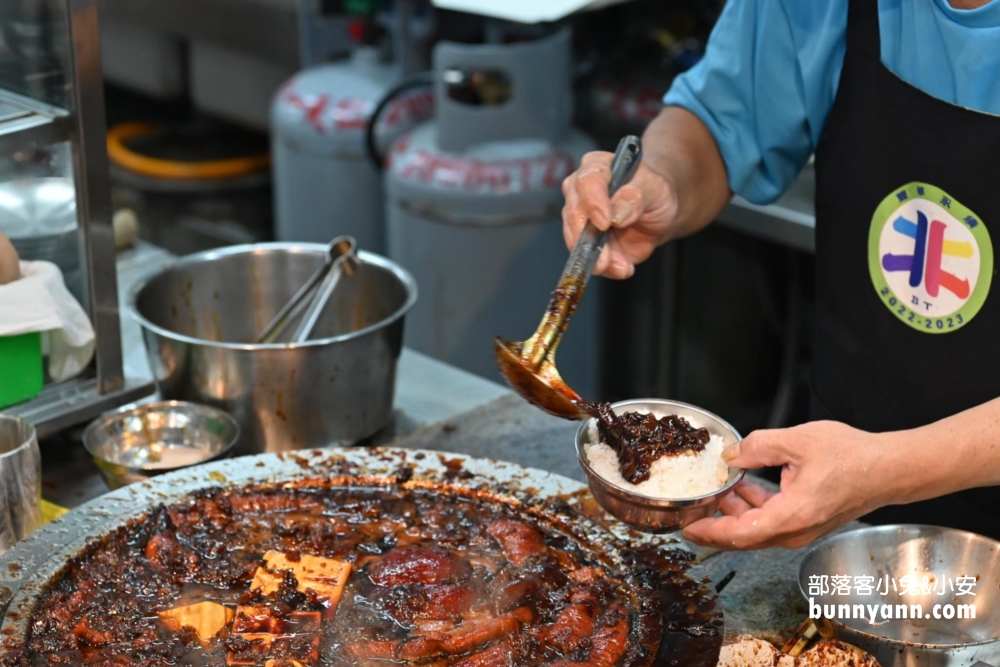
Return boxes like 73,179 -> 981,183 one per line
1,0 -> 153,436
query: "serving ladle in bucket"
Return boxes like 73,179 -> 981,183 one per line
494,135 -> 643,420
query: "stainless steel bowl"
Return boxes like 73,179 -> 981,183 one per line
799,525 -> 1000,667
128,243 -> 417,454
575,398 -> 744,533
83,400 -> 240,489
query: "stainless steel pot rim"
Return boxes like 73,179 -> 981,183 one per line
126,242 -> 419,350
798,524 -> 1000,649
0,446 -> 693,648
575,398 -> 745,505
81,400 -> 241,468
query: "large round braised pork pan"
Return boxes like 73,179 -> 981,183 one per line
0,448 -> 722,666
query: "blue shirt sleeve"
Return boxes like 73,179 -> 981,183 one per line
664,0 -> 848,205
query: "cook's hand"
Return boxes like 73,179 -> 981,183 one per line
682,421 -> 903,550
562,152 -> 678,279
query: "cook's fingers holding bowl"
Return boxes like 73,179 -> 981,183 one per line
717,492 -> 753,518
735,479 -> 776,507
682,493 -> 802,550
718,479 -> 775,517
721,429 -> 801,470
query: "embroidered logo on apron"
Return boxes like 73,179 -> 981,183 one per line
868,182 -> 993,333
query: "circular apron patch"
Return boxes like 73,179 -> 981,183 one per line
869,182 -> 993,333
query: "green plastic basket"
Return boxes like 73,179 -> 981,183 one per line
0,332 -> 43,409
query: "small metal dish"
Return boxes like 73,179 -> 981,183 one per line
575,398 -> 744,533
83,401 -> 240,489
799,525 -> 1000,667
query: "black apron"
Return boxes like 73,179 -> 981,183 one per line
812,0 -> 1000,539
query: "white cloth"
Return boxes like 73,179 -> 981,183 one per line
0,261 -> 96,382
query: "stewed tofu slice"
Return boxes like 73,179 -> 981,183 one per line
250,551 -> 352,613
158,601 -> 234,642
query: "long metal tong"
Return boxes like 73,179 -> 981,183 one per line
255,236 -> 358,344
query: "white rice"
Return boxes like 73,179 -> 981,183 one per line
584,413 -> 729,499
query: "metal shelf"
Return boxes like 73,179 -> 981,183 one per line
5,374 -> 154,440
0,90 -> 70,155
1,0 -> 145,436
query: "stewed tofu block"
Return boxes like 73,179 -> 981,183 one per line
250,551 -> 352,615
158,601 -> 235,642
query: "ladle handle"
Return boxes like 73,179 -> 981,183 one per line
562,135 -> 644,284
524,136 -> 642,368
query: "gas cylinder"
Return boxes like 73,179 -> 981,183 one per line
385,29 -> 601,396
584,28 -> 704,147
271,23 -> 433,252
589,71 -> 669,147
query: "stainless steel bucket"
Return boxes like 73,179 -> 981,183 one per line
128,243 -> 417,454
799,525 -> 1000,667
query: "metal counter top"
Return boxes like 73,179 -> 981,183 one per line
718,166 -> 816,253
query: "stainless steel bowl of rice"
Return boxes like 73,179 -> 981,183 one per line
575,398 -> 745,533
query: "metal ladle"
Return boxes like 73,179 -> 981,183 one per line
494,136 -> 643,420
255,236 -> 358,344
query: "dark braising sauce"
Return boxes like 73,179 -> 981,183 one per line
3,485 -> 679,667
595,404 -> 711,485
